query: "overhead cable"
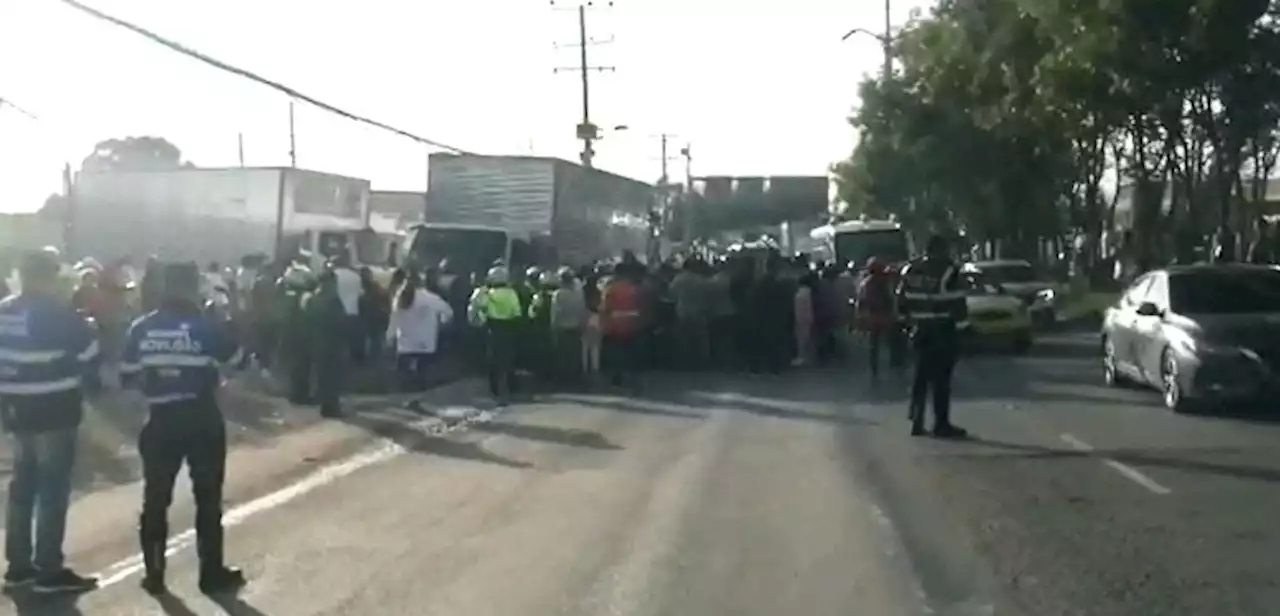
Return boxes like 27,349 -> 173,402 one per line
56,0 -> 476,154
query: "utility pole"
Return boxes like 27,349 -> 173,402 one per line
680,144 -> 694,245
882,0 -> 892,79
552,1 -> 615,168
841,0 -> 894,80
288,100 -> 297,167
659,133 -> 669,184
237,133 -> 246,167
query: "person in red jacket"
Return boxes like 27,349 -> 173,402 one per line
602,257 -> 644,388
857,257 -> 896,380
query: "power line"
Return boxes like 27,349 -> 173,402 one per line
55,0 -> 476,154
0,96 -> 39,120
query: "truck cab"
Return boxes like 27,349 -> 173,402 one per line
400,223 -> 544,281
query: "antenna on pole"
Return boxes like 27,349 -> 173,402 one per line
551,0 -> 616,168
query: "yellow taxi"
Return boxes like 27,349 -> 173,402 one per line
958,262 -> 1033,353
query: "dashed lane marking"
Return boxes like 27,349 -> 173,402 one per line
1059,433 -> 1172,495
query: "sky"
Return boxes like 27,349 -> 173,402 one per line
0,0 -> 928,214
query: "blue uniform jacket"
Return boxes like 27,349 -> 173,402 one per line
0,294 -> 100,433
121,308 -> 240,406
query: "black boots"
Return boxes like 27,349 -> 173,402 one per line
197,527 -> 246,595
140,538 -> 167,596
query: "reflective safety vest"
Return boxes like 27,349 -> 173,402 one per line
897,258 -> 968,340
469,286 -> 523,325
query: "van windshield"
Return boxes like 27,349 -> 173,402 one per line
834,229 -> 909,269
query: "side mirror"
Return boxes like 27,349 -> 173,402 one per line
1135,301 -> 1162,317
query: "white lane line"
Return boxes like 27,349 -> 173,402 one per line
1059,433 -> 1172,495
93,406 -> 496,589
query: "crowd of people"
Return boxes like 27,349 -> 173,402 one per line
0,235 -> 975,599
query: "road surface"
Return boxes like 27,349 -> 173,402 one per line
4,332 -> 1279,615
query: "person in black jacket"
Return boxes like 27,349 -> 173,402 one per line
897,235 -> 968,438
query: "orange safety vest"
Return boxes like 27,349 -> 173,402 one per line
602,279 -> 642,336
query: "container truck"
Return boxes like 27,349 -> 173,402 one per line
67,167 -> 389,269
404,154 -> 655,275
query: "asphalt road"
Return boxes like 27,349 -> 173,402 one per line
5,332 -> 1280,615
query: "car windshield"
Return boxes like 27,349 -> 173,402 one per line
834,229 -> 909,269
406,226 -> 507,276
979,263 -> 1036,284
1169,270 -> 1280,314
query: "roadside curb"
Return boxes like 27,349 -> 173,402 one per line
0,377 -> 490,579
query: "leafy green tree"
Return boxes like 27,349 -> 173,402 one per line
80,136 -> 193,173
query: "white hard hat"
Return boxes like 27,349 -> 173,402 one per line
486,266 -> 509,284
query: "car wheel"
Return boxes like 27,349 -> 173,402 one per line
1102,337 -> 1126,387
1160,348 -> 1196,413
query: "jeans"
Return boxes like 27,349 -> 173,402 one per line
5,428 -> 78,572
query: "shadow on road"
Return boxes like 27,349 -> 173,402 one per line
152,594 -> 198,615
211,594 -> 271,616
471,421 -> 622,451
340,412 -> 531,469
550,394 -> 707,420
677,388 -> 880,427
5,591 -> 85,616
955,437 -> 1280,485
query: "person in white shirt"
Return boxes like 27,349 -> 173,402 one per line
330,255 -> 365,362
389,272 -> 453,397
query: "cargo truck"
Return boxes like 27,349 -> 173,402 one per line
403,154 -> 655,275
68,167 -> 391,270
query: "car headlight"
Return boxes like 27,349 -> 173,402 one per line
1171,332 -> 1258,360
1036,288 -> 1055,303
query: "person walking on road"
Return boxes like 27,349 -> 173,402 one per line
469,266 -> 523,404
118,262 -> 247,596
857,257 -> 896,381
0,249 -> 101,595
549,267 -> 588,384
389,270 -> 453,400
602,258 -> 645,389
897,235 -> 969,438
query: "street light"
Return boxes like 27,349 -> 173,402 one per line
841,0 -> 894,80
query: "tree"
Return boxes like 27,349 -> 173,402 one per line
80,136 -> 193,173
834,0 -> 1280,272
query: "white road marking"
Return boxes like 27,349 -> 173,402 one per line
1059,433 -> 1172,495
92,405 -> 490,589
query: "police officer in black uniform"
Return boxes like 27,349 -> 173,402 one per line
897,235 -> 969,438
119,263 -> 247,596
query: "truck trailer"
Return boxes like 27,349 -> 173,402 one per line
417,153 -> 655,271
68,167 -> 373,267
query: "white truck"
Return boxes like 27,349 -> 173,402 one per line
67,167 -> 388,270
405,154 -> 655,275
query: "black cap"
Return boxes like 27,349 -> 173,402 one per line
18,248 -> 61,283
161,261 -> 201,299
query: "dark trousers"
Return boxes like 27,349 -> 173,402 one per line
397,352 -> 436,393
487,321 -> 519,400
910,342 -> 957,428
290,338 -> 345,415
552,328 -> 583,383
347,316 -> 365,364
709,315 -> 735,369
138,402 -> 227,577
867,327 -> 888,377
605,333 -> 642,385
